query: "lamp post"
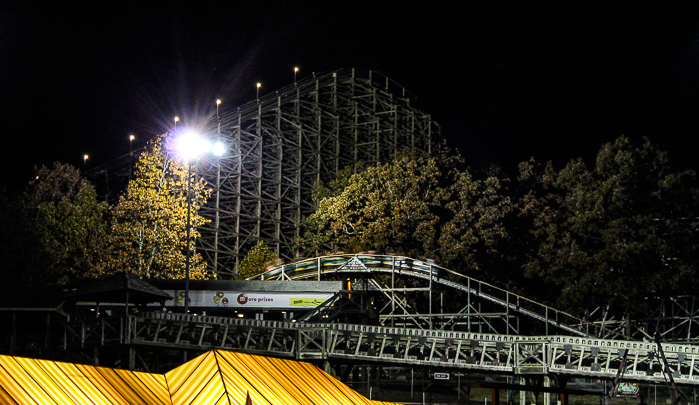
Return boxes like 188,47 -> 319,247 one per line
216,99 -> 221,133
184,160 -> 193,314
129,135 -> 135,181
83,154 -> 88,167
294,67 -> 299,84
256,82 -> 261,99
175,130 -> 225,314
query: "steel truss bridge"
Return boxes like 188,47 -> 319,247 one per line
64,312 -> 699,388
64,254 -> 699,394
88,68 -> 443,278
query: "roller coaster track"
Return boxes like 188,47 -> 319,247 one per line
64,312 -> 699,387
252,254 -> 627,340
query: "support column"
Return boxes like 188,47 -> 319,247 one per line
429,264 -> 432,329
10,312 -> 17,355
559,394 -> 568,405
128,347 -> 136,371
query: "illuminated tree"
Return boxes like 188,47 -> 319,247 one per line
298,151 -> 510,273
236,240 -> 279,280
108,134 -> 211,279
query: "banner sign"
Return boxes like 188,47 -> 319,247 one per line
616,383 -> 639,398
159,290 -> 334,309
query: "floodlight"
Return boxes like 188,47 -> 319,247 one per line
212,141 -> 225,156
176,130 -> 205,160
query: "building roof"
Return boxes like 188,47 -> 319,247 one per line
64,271 -> 173,305
0,285 -> 65,312
0,350 -> 400,405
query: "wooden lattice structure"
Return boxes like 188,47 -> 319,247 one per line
191,68 -> 443,277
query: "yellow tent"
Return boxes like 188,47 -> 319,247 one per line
0,350 -> 401,405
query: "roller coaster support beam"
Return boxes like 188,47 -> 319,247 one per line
605,348 -> 628,405
656,332 -> 682,405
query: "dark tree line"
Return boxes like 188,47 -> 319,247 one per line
297,136 -> 699,317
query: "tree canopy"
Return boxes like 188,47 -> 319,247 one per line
297,138 -> 699,318
297,151 -> 511,274
0,163 -> 111,284
236,240 -> 279,280
108,134 -> 211,279
517,136 -> 699,315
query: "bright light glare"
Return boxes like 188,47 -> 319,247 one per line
176,131 -> 207,160
212,141 -> 225,156
176,131 -> 225,160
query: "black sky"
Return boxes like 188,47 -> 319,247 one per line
3,3 -> 699,191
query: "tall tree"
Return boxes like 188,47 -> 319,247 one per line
297,151 -> 511,275
0,186 -> 38,283
17,163 -> 110,283
298,151 -> 450,257
520,136 -> 699,316
108,134 -> 211,279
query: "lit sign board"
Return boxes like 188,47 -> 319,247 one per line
158,290 -> 334,309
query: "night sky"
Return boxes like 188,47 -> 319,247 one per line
3,3 -> 699,191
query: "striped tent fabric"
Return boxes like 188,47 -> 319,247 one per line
0,354 -> 170,404
0,350 -> 402,405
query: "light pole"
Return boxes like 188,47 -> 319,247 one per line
129,135 -> 135,181
175,130 -> 225,314
184,160 -> 193,314
216,99 -> 221,133
83,154 -> 88,167
256,82 -> 261,99
294,67 -> 299,84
